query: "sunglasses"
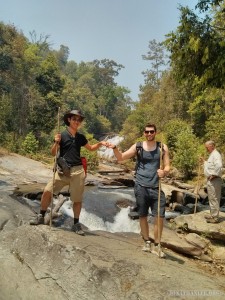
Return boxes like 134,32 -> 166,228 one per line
144,130 -> 155,134
71,116 -> 82,122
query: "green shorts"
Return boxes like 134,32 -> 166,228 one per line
44,165 -> 85,203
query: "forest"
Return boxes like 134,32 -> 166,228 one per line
0,0 -> 225,179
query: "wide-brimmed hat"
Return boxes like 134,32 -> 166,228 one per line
63,110 -> 85,126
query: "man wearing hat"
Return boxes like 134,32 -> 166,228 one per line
30,109 -> 108,235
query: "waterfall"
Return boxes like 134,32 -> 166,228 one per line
59,186 -> 140,233
61,201 -> 140,233
98,135 -> 124,159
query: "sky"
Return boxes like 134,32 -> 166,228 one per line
1,0 -> 198,100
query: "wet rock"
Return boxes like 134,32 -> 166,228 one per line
116,199 -> 134,208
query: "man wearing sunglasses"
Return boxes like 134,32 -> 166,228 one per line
30,109 -> 108,235
108,123 -> 170,258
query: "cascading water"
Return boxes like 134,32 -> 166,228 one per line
98,135 -> 124,159
59,186 -> 140,233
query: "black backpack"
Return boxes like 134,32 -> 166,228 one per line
134,141 -> 164,174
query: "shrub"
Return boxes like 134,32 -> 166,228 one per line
21,132 -> 39,155
173,129 -> 200,179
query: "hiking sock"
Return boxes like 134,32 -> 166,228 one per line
40,210 -> 46,217
144,238 -> 151,242
74,218 -> 79,225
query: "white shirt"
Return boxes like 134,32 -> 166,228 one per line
204,149 -> 223,178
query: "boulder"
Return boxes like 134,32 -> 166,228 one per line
174,211 -> 225,241
1,224 -> 225,300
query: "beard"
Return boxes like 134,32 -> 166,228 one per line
146,136 -> 155,141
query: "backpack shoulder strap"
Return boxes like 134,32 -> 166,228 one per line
134,142 -> 143,175
136,142 -> 143,159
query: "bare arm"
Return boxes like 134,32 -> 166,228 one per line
112,144 -> 137,161
84,141 -> 108,151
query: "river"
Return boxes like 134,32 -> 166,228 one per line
68,186 -> 140,233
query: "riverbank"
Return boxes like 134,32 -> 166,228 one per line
0,152 -> 225,299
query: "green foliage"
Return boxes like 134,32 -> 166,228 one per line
4,133 -> 21,153
80,133 -> 99,171
165,3 -> 225,90
96,115 -> 111,133
164,119 -> 191,155
2,12 -> 225,182
205,112 -> 225,154
142,39 -> 166,88
0,21 -> 131,151
196,0 -> 224,12
189,88 -> 225,137
120,103 -> 152,150
173,129 -> 200,179
21,132 -> 39,155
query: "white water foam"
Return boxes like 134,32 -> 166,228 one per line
60,200 -> 139,233
98,135 -> 124,159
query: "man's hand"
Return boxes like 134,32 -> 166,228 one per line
54,133 -> 61,144
157,169 -> 165,178
100,141 -> 108,147
107,143 -> 117,149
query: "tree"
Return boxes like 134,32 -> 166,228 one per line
188,87 -> 225,137
196,0 -> 224,12
53,45 -> 70,70
173,129 -> 200,179
29,53 -> 64,135
21,132 -> 39,155
142,39 -> 167,89
164,4 -> 225,90
164,119 -> 191,157
62,59 -> 131,135
205,112 -> 225,153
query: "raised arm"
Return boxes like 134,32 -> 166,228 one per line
84,141 -> 108,151
110,143 -> 137,161
162,144 -> 170,173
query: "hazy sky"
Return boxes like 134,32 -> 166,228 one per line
1,0 -> 197,100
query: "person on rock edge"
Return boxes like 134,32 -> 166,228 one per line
202,140 -> 223,224
107,123 -> 170,258
30,109 -> 108,235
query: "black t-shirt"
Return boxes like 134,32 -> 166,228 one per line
59,130 -> 88,167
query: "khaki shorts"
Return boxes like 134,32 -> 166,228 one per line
44,165 -> 85,203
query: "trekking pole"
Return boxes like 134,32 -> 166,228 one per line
194,158 -> 201,214
157,139 -> 163,258
50,107 -> 61,228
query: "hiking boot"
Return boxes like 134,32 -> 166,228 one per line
72,223 -> 85,236
29,214 -> 44,225
142,240 -> 151,252
206,217 -> 220,224
151,244 -> 166,258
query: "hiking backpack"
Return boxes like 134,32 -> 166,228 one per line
134,141 -> 164,174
